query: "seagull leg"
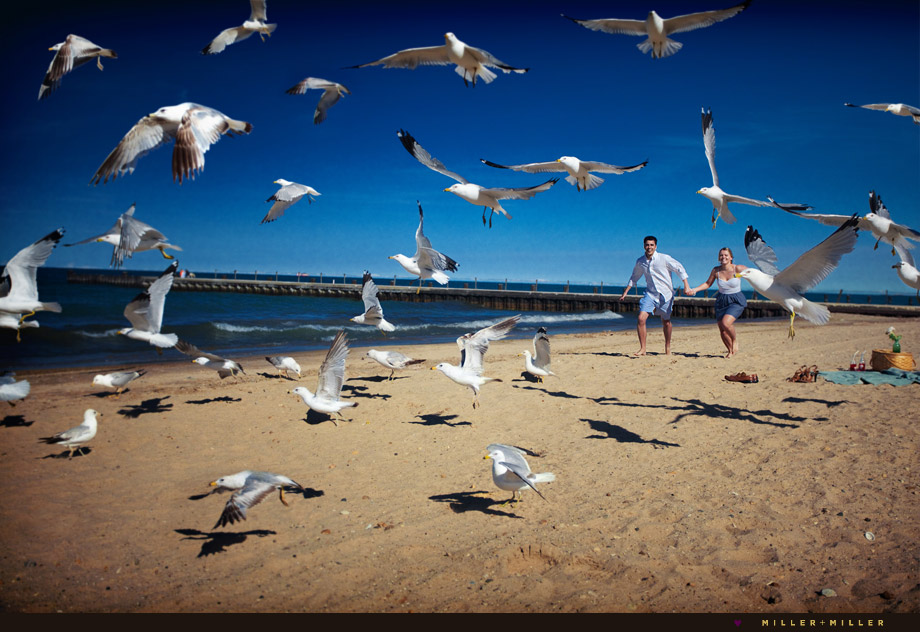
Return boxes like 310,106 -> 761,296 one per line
874,236 -> 881,250
417,277 -> 423,294
158,247 -> 175,260
156,347 -> 163,356
278,487 -> 289,507
389,369 -> 395,381
96,58 -> 104,71
488,210 -> 494,229
788,312 -> 796,340
482,209 -> 487,226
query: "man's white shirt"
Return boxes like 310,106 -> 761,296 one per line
626,252 -> 689,303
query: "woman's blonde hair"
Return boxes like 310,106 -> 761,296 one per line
719,247 -> 734,262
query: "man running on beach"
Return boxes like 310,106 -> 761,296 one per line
618,235 -> 691,356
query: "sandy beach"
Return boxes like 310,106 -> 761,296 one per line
1,313 -> 918,613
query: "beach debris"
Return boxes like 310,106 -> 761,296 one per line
485,443 -> 554,505
39,409 -> 99,458
865,531 -> 875,541
208,470 -> 304,529
820,588 -> 837,597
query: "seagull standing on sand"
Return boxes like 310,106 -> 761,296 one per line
521,327 -> 555,382
118,261 -> 179,350
350,32 -> 528,87
0,375 -> 30,406
845,102 -> 920,125
432,315 -> 520,409
66,203 -> 181,267
738,219 -> 859,339
40,409 -> 99,458
261,180 -> 320,224
562,0 -> 751,59
208,470 -> 304,528
366,349 -> 425,380
202,0 -> 276,55
176,341 -> 245,379
39,34 -> 116,100
266,356 -> 301,379
698,109 -> 811,228
398,130 -> 557,228
91,103 -> 252,185
285,78 -> 350,124
389,202 -> 458,293
0,229 -> 64,339
92,370 -> 145,397
485,444 -> 554,505
481,155 -> 647,191
291,330 -> 356,424
351,271 -> 395,332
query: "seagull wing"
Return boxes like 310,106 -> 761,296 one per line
91,115 -> 173,185
846,103 -> 893,112
500,460 -> 545,499
895,244 -> 916,268
107,372 -> 140,387
124,262 -> 176,332
360,271 -> 385,318
66,211 -> 124,246
663,1 -> 752,35
561,15 -> 648,36
314,85 -> 348,124
722,193 -> 771,207
352,44 -> 450,69
480,179 -> 558,200
775,216 -> 860,293
0,379 -> 30,401
702,109 -> 718,187
418,247 -> 458,275
869,190 -> 890,220
397,130 -> 468,184
317,330 -> 349,400
767,198 -> 862,229
461,315 -> 521,372
174,339 -> 226,364
578,160 -> 648,174
216,479 -> 275,528
463,45 -> 527,72
414,201 -> 432,253
480,159 -> 565,174
263,183 -> 316,223
250,0 -> 268,22
171,106 -> 232,183
113,206 -> 160,267
202,27 -> 252,55
3,229 -> 64,302
743,226 -> 781,276
533,328 -> 551,369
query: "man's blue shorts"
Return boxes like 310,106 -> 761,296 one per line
639,293 -> 674,320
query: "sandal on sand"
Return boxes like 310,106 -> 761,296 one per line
787,365 -> 819,383
725,372 -> 759,383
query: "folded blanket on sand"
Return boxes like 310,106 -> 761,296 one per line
820,369 -> 920,386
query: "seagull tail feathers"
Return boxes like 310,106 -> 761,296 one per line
640,38 -> 682,59
227,119 -> 253,135
379,320 -> 396,333
532,472 -> 555,484
150,333 -> 179,348
455,65 -> 496,84
431,271 -> 450,285
40,302 -> 62,313
795,299 -> 830,326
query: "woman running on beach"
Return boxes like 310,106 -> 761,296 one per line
687,248 -> 747,358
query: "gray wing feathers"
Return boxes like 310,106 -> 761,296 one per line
775,216 -> 860,293
317,330 -> 349,400
743,226 -> 781,277
397,130 -> 468,184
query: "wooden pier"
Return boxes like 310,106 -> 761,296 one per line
65,271 -> 920,319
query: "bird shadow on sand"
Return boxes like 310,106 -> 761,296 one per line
301,409 -> 352,426
349,375 -> 407,383
410,413 -> 471,427
85,389 -> 130,399
512,383 -> 581,399
175,528 -> 277,558
561,351 -> 630,358
782,396 -> 852,408
257,372 -> 297,381
580,418 -> 680,448
118,396 -> 173,418
185,396 -> 242,405
342,384 -> 391,401
429,491 -> 523,519
1,414 -> 33,427
40,447 -> 93,459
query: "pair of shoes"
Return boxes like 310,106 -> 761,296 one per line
787,365 -> 819,383
725,372 -> 759,383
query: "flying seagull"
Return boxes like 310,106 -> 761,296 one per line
481,155 -> 647,191
893,246 -> 920,296
118,261 -> 179,350
291,330 -> 356,424
39,34 -> 117,100
91,103 -> 252,185
66,203 -> 181,267
0,374 -> 30,407
738,219 -> 859,339
202,0 -> 276,55
389,201 -> 458,293
365,349 -> 425,380
349,32 -> 528,87
562,0 -> 751,59
208,470 -> 304,529
40,409 -> 99,458
92,370 -> 146,397
266,356 -> 301,379
397,130 -> 557,227
285,77 -> 350,124
351,271 -> 395,332
0,228 -> 64,339
845,102 -> 920,125
699,108 -> 811,228
521,327 -> 555,382
262,180 -> 320,224
176,340 -> 245,379
432,314 -> 520,409
484,444 -> 555,505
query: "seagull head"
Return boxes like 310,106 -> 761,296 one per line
116,328 -> 131,336
92,375 -> 104,386
556,156 -> 577,170
85,409 -> 100,424
444,32 -> 457,43
274,178 -> 292,186
291,386 -> 313,403
192,357 -> 210,366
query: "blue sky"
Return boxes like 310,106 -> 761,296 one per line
2,0 -> 918,293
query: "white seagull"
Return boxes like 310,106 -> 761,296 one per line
0,374 -> 30,406
202,0 -> 276,55
432,314 -> 520,409
893,246 -> 920,296
350,32 -> 528,87
389,201 -> 458,293
176,340 -> 245,379
262,179 -> 320,224
91,103 -> 252,185
521,327 -> 555,382
485,444 -> 555,504
118,261 -> 179,350
39,34 -> 117,100
40,409 -> 99,458
66,203 -> 182,267
738,218 -> 859,339
562,0 -> 751,59
266,356 -> 301,379
398,130 -> 558,227
481,155 -> 647,191
92,370 -> 145,397
208,470 -> 304,529
365,349 -> 425,380
351,271 -> 395,332
699,108 -> 811,228
845,102 -> 920,125
291,330 -> 356,424
285,77 -> 350,124
0,228 -> 64,339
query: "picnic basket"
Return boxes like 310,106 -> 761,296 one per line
870,349 -> 916,371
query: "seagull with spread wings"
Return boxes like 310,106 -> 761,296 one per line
738,219 -> 859,339
398,130 -> 557,228
208,471 -> 304,529
261,180 -> 320,224
39,34 -> 116,100
350,32 -> 527,87
845,102 -> 920,125
521,327 -> 555,382
176,340 -> 245,379
432,315 -> 520,409
118,261 -> 179,350
0,229 -> 64,338
291,330 -> 356,424
202,0 -> 276,55
91,103 -> 252,185
0,374 -> 30,407
285,77 -> 350,124
893,246 -> 920,296
481,155 -> 647,191
66,203 -> 181,267
485,444 -> 554,505
389,202 -> 458,293
563,0 -> 751,59
351,271 -> 395,332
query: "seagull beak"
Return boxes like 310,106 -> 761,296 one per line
443,188 -> 451,192
734,273 -> 742,278
387,256 -> 394,259
209,481 -> 217,487
483,455 -> 491,461
430,366 -> 437,371
696,189 -> 703,194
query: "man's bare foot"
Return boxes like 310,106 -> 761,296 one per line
725,351 -> 735,358
664,348 -> 671,355
633,350 -> 646,356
